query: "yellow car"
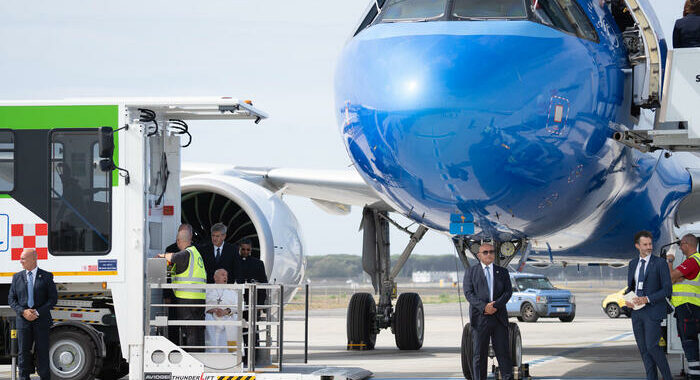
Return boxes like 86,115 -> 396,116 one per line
602,287 -> 631,318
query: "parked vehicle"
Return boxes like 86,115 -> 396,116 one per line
602,287 -> 631,318
507,273 -> 576,322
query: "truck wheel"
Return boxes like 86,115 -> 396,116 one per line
49,327 -> 101,380
559,313 -> 575,322
520,303 -> 538,323
605,303 -> 621,318
347,293 -> 377,350
508,323 -> 522,368
393,293 -> 424,350
460,323 -> 473,379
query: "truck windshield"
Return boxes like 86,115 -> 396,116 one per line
453,0 -> 527,19
516,277 -> 556,290
375,0 -> 447,22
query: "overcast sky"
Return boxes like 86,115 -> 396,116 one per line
0,0 -> 687,256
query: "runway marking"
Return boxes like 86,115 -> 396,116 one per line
525,331 -> 634,367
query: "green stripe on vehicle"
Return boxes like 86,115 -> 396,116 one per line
0,105 -> 120,186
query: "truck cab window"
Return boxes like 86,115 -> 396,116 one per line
0,131 -> 14,192
374,0 -> 447,23
50,129 -> 111,255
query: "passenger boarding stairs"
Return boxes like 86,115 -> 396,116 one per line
615,47 -> 700,152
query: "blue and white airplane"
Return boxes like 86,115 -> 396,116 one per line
184,0 -> 697,352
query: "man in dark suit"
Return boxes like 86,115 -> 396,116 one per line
463,243 -> 513,380
8,248 -> 58,380
198,223 -> 240,283
625,231 -> 672,380
238,239 -> 268,362
673,0 -> 700,48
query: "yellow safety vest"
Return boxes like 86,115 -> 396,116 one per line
671,252 -> 700,307
172,246 -> 207,300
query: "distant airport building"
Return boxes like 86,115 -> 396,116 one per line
412,271 -> 458,283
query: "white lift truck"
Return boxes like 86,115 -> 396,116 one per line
0,98 -> 363,380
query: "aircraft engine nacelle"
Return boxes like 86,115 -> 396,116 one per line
180,173 -> 305,301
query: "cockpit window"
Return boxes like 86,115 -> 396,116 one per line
453,0 -> 528,19
531,0 -> 598,42
375,0 -> 447,23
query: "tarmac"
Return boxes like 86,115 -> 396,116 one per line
0,285 -> 687,379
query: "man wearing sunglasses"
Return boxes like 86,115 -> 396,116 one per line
463,243 -> 513,380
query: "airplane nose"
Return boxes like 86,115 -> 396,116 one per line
335,21 -> 608,234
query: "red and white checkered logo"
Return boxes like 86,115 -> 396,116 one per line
11,223 -> 48,260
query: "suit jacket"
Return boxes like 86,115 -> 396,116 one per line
463,263 -> 512,327
673,14 -> 700,48
8,268 -> 58,326
199,242 -> 240,284
626,254 -> 672,319
240,256 -> 268,304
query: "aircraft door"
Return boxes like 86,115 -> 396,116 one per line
617,0 -> 665,108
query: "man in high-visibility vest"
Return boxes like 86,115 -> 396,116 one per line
159,228 -> 207,352
668,233 -> 700,379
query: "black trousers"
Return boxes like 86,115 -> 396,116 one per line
176,298 -> 205,352
675,303 -> 700,379
471,319 -> 512,380
18,318 -> 50,380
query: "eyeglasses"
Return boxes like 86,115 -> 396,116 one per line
480,250 -> 496,255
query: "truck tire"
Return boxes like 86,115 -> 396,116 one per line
393,292 -> 424,350
605,303 -> 621,318
460,323 -> 473,379
347,293 -> 377,350
49,327 -> 102,380
508,323 -> 522,368
520,303 -> 538,323
559,312 -> 575,322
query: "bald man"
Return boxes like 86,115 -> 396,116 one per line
8,249 -> 57,380
669,234 -> 700,379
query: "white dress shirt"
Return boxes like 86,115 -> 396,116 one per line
634,256 -> 649,294
480,262 -> 494,302
214,243 -> 224,259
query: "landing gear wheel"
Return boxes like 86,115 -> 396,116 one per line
559,312 -> 575,322
460,323 -> 473,380
49,327 -> 101,380
605,303 -> 621,318
393,292 -> 424,350
520,303 -> 538,322
508,322 -> 522,369
347,293 -> 377,350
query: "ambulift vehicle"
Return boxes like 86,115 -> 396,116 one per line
0,98 -> 361,380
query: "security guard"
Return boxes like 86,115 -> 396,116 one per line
159,232 -> 207,352
669,233 -> 700,379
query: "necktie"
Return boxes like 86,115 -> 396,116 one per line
485,266 -> 493,302
216,247 -> 221,262
637,259 -> 646,296
27,271 -> 34,308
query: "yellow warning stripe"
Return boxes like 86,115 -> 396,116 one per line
52,318 -> 101,324
0,271 -> 117,277
53,307 -> 100,312
59,292 -> 105,298
216,376 -> 256,380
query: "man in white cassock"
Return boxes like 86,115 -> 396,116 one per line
205,269 -> 239,353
